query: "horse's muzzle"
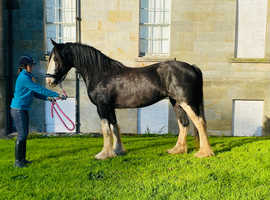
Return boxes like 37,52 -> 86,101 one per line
45,73 -> 57,87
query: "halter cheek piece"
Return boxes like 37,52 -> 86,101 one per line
45,73 -> 57,78
45,73 -> 67,85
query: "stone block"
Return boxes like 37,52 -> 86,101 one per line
107,11 -> 132,23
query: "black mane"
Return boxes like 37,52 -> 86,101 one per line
67,42 -> 126,75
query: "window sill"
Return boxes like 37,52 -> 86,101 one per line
135,56 -> 176,62
231,58 -> 270,63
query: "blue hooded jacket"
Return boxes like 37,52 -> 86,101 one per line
10,69 -> 59,110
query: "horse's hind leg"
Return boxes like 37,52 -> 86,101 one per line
180,102 -> 214,158
110,123 -> 126,155
168,99 -> 189,154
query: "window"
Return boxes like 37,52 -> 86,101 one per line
236,0 -> 268,58
139,0 -> 171,57
45,0 -> 76,53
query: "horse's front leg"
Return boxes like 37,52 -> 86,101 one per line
95,119 -> 116,160
110,123 -> 126,155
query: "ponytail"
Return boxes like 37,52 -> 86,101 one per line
17,64 -> 27,75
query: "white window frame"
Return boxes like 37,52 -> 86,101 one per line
236,0 -> 268,59
139,0 -> 171,57
45,0 -> 76,54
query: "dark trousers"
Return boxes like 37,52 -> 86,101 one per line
10,109 -> 29,141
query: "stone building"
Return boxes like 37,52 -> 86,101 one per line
1,0 -> 270,137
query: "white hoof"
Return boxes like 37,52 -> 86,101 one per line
95,150 -> 116,160
167,144 -> 187,154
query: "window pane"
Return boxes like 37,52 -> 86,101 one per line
63,26 -> 76,42
153,40 -> 161,54
140,26 -> 152,40
164,0 -> 171,11
140,0 -> 148,9
63,0 -> 73,9
46,24 -> 58,52
162,26 -> 170,39
63,10 -> 75,23
140,39 -> 148,56
155,11 -> 162,24
46,6 -> 55,23
162,40 -> 169,54
153,26 -> 161,40
164,12 -> 170,24
149,11 -> 155,24
156,0 -> 162,11
140,9 -> 149,23
149,0 -> 155,10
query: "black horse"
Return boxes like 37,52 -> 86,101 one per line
46,40 -> 214,159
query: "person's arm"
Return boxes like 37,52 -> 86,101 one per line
24,75 -> 59,98
33,92 -> 47,100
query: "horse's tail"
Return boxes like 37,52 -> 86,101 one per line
192,64 -> 205,119
192,65 -> 206,149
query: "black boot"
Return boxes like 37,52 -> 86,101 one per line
22,140 -> 32,164
14,140 -> 27,168
0,130 -> 12,140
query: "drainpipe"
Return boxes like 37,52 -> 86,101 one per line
75,0 -> 81,133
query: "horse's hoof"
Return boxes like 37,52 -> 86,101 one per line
194,149 -> 215,158
95,150 -> 116,160
167,147 -> 187,154
167,145 -> 187,154
114,149 -> 126,156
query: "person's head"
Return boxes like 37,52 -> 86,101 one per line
18,56 -> 36,74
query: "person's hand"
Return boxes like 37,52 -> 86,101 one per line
47,97 -> 56,102
58,94 -> 67,100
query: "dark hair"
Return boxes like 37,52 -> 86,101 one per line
17,64 -> 28,74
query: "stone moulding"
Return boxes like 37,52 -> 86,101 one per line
231,58 -> 270,63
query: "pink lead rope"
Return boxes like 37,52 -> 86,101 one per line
50,84 -> 75,131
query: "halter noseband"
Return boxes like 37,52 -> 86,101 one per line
45,73 -> 57,78
45,72 -> 67,85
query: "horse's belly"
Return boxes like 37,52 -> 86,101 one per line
114,89 -> 166,108
109,72 -> 166,108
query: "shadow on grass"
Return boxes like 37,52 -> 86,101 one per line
34,145 -> 101,162
125,136 -> 199,154
211,137 -> 270,155
127,140 -> 176,153
123,137 -> 171,145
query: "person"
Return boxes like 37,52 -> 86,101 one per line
10,55 -> 65,168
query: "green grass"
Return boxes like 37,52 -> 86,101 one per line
0,134 -> 270,200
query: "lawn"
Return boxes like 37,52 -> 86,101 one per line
0,134 -> 270,200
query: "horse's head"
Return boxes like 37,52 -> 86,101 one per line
46,39 -> 73,87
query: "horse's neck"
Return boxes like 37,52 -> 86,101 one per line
76,64 -> 106,90
75,65 -> 92,88
77,62 -> 126,91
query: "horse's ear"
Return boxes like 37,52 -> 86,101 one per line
51,39 -> 58,47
